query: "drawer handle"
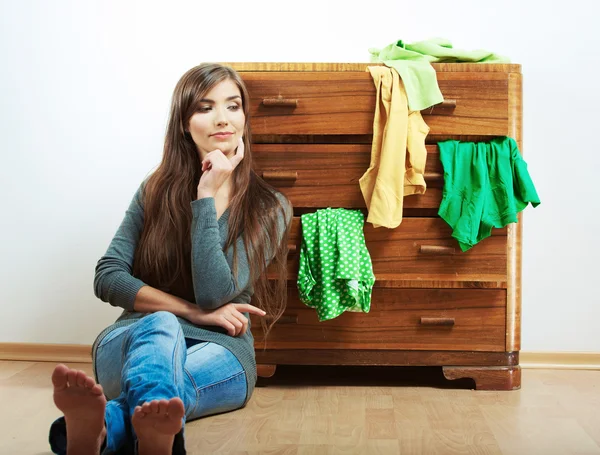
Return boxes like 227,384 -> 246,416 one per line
419,245 -> 456,255
261,170 -> 298,182
420,317 -> 455,327
424,172 -> 443,183
262,97 -> 298,108
287,244 -> 297,254
424,99 -> 457,114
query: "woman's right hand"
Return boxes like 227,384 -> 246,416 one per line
185,302 -> 265,337
196,137 -> 245,199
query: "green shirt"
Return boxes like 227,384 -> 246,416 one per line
369,37 -> 510,111
297,208 -> 375,321
438,136 -> 540,251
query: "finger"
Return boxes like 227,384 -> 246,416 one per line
201,156 -> 213,172
231,311 -> 249,336
219,316 -> 236,336
233,303 -> 266,316
229,137 -> 245,168
226,314 -> 243,336
202,150 -> 222,171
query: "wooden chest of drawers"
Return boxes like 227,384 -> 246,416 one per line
229,62 -> 523,390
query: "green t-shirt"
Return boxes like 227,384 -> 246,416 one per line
369,37 -> 510,111
438,136 -> 540,251
297,208 -> 375,321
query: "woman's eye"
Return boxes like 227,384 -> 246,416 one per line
228,105 -> 240,111
198,106 -> 211,112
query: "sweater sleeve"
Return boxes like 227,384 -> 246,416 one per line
190,197 -> 248,309
190,193 -> 292,310
93,184 -> 147,310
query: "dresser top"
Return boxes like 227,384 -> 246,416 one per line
220,62 -> 521,73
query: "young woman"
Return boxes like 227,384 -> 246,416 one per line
49,63 -> 292,455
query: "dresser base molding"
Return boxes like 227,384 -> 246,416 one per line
442,365 -> 521,390
256,349 -> 519,367
257,351 -> 521,390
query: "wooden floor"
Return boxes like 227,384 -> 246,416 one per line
2,361 -> 599,454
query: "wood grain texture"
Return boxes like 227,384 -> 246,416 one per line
221,61 -> 522,73
252,288 -> 506,351
506,71 -> 523,352
251,133 -> 521,145
255,350 -> 519,367
277,217 -> 508,285
257,364 -> 277,378
5,363 -> 600,455
0,343 -> 92,363
241,72 -> 510,136
254,143 -> 443,210
245,63 -> 523,387
443,366 -> 521,390
6,347 -> 599,370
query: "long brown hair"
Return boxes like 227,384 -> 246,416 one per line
133,63 -> 291,336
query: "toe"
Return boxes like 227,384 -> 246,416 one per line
51,364 -> 69,389
66,369 -> 78,387
90,383 -> 104,396
76,371 -> 88,387
158,400 -> 169,414
167,398 -> 185,419
84,375 -> 96,389
150,400 -> 160,414
141,402 -> 153,414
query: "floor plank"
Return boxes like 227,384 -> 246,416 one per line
2,361 -> 599,454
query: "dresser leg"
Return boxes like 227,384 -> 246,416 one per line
257,364 -> 277,378
442,365 -> 521,390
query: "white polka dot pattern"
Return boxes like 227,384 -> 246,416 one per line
297,208 -> 376,321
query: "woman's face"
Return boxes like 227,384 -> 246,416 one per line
188,79 -> 246,160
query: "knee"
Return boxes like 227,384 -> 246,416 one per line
136,311 -> 180,334
121,311 -> 184,354
146,310 -> 179,325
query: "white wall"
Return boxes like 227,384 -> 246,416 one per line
1,0 -> 598,351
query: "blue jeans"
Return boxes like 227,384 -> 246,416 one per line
49,311 -> 248,454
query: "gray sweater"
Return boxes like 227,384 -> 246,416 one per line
92,182 -> 290,403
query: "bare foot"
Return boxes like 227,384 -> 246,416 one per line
132,397 -> 185,455
52,364 -> 107,455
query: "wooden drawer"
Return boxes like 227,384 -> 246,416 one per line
254,143 -> 443,210
280,217 -> 507,287
242,72 -> 510,136
252,288 -> 506,351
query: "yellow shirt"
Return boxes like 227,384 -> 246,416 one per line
359,66 -> 430,228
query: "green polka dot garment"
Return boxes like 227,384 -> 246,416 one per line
297,208 -> 376,322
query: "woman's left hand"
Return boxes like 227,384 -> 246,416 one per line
184,302 -> 265,337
